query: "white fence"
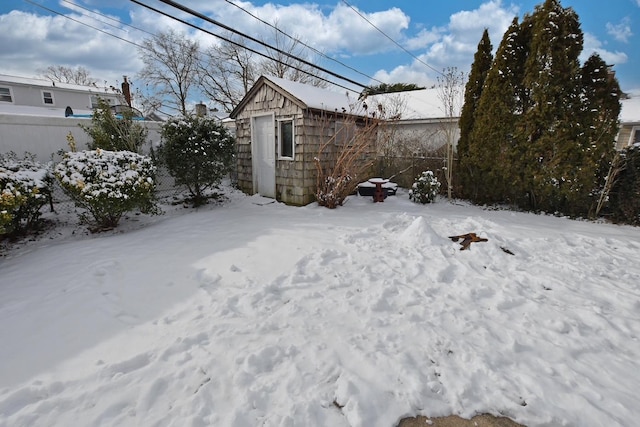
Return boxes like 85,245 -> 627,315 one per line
0,114 -> 163,162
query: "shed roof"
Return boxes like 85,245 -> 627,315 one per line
229,75 -> 362,118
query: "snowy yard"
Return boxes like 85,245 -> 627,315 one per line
1,187 -> 639,427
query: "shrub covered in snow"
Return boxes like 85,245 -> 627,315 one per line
409,170 -> 441,204
0,152 -> 53,236
55,149 -> 159,230
156,115 -> 235,206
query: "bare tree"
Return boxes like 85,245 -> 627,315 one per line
258,21 -> 328,88
198,23 -> 328,113
137,29 -> 200,116
436,67 -> 466,199
198,34 -> 258,114
38,65 -> 97,86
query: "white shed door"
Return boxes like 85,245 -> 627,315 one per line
252,115 -> 276,198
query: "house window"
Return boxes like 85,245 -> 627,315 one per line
279,119 -> 294,159
42,91 -> 54,105
633,127 -> 640,146
0,87 -> 13,103
90,95 -> 114,109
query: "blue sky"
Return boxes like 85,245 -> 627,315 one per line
1,0 -> 639,98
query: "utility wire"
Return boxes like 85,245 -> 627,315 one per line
22,0 -> 146,50
146,0 -> 368,90
62,0 -> 376,90
222,0 -> 384,86
340,0 -> 444,76
128,0 -> 361,93
60,0 -> 156,38
24,0 -> 375,94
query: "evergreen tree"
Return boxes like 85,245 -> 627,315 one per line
458,28 -> 493,198
82,98 -> 148,153
520,0 -> 584,212
359,83 -> 425,98
569,54 -> 621,217
462,0 -> 621,218
467,18 -> 528,204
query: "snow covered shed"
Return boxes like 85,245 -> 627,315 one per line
229,76 -> 377,206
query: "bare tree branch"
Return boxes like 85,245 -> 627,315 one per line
38,65 -> 98,86
137,29 -> 200,116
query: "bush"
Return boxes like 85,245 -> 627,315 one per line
314,115 -> 378,209
608,144 -> 640,225
409,170 -> 441,204
0,152 -> 53,237
81,98 -> 148,153
55,149 -> 159,230
157,115 -> 235,206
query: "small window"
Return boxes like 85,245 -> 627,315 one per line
0,87 -> 13,103
279,119 -> 294,159
90,95 -> 114,109
42,91 -> 54,105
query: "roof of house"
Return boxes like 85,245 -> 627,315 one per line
0,73 -> 114,94
620,91 -> 640,123
230,75 -> 363,118
367,87 -> 453,120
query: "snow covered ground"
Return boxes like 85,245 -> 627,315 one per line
1,187 -> 639,427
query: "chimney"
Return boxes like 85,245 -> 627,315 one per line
121,76 -> 132,107
195,102 -> 207,117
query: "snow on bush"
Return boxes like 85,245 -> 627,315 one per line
409,170 -> 441,204
157,115 -> 235,206
55,149 -> 159,230
0,152 -> 52,236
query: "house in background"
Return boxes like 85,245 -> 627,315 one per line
230,75 -> 377,206
616,92 -> 640,150
0,74 -> 161,161
368,87 -> 461,157
0,73 -> 120,117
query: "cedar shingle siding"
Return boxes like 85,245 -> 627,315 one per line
231,76 -> 376,206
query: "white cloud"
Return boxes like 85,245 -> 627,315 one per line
0,10 -> 141,85
606,17 -> 633,43
205,2 -> 411,56
581,32 -> 628,65
372,0 -> 518,86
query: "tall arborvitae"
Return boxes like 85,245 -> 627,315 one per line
467,18 -> 528,204
573,54 -> 621,217
458,28 -> 493,198
520,0 -> 584,212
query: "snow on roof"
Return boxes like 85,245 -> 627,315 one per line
0,73 -> 114,94
368,87 -> 451,120
620,93 -> 640,123
263,76 -> 362,113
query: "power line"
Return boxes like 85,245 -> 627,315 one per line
24,0 -> 361,94
128,0 -> 362,93
22,0 -> 146,50
59,0 -> 156,38
145,0 -> 369,90
340,0 -> 444,76
221,0 -> 385,86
